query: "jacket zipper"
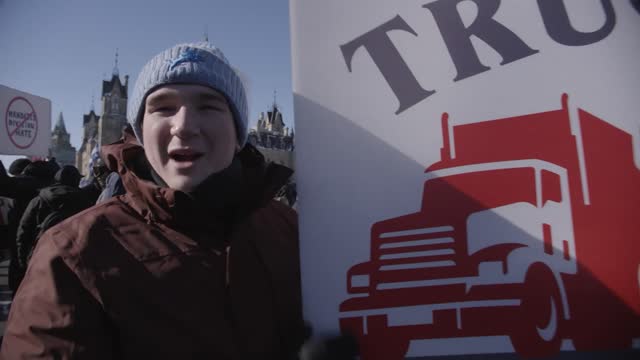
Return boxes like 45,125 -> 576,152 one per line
225,245 -> 231,287
223,244 -> 241,357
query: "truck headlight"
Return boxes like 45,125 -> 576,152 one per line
351,275 -> 369,287
346,262 -> 372,294
348,274 -> 370,293
478,261 -> 505,277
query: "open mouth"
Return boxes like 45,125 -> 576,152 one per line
169,149 -> 203,162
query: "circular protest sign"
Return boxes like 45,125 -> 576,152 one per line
5,96 -> 38,149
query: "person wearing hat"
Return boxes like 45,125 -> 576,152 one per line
0,160 -> 11,257
13,165 -> 93,281
0,160 -> 53,293
1,43 -> 307,359
7,158 -> 31,176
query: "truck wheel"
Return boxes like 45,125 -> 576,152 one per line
510,263 -> 563,358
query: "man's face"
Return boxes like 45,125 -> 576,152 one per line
142,84 -> 238,192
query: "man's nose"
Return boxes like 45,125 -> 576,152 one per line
170,106 -> 199,139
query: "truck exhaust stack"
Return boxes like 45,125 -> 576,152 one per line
440,112 -> 452,161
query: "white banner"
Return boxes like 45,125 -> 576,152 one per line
291,0 -> 640,358
0,84 -> 51,157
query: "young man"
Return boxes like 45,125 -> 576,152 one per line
1,43 -> 305,359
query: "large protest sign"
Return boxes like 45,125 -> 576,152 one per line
0,84 -> 51,157
291,0 -> 640,358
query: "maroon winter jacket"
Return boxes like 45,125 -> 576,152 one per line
0,134 -> 305,359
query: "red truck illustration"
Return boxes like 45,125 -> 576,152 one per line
339,94 -> 640,359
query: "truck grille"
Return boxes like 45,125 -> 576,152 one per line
379,260 -> 456,271
380,237 -> 454,249
379,248 -> 454,260
379,225 -> 453,238
376,226 -> 456,271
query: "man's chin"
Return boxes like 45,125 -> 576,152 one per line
165,176 -> 203,193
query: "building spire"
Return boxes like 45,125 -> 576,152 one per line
91,91 -> 95,112
273,90 -> 278,108
55,112 -> 67,133
113,48 -> 119,77
204,25 -> 209,44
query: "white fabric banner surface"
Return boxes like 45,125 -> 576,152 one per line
291,0 -> 640,359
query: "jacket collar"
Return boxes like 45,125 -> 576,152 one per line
105,135 -> 292,232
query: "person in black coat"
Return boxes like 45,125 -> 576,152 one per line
7,158 -> 31,176
0,160 -> 10,252
1,161 -> 54,293
15,166 -> 95,276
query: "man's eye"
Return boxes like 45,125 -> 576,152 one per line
201,104 -> 224,111
152,106 -> 175,113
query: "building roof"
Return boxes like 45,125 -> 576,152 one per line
83,110 -> 100,124
267,104 -> 283,124
102,74 -> 128,98
53,112 -> 68,134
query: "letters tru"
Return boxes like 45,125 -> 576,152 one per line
340,0 -> 625,115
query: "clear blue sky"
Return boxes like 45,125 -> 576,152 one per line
0,0 -> 294,166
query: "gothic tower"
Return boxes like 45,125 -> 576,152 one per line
76,50 -> 128,176
76,109 -> 100,176
49,112 -> 77,167
247,93 -> 295,169
99,50 -> 129,147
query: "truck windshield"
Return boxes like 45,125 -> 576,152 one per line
422,167 -> 537,217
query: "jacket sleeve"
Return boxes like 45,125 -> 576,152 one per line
15,196 -> 41,269
262,201 -> 307,358
0,234 -> 117,360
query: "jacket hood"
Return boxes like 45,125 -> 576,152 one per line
38,184 -> 86,209
100,127 -> 293,231
100,125 -> 143,175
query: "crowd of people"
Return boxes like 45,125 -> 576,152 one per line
0,41 -> 356,359
0,156 -> 124,294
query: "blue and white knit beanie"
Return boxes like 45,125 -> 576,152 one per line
128,42 -> 248,147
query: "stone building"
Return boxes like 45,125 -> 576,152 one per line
48,112 -> 77,167
247,101 -> 295,170
75,109 -> 100,176
247,99 -> 297,206
76,55 -> 128,176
